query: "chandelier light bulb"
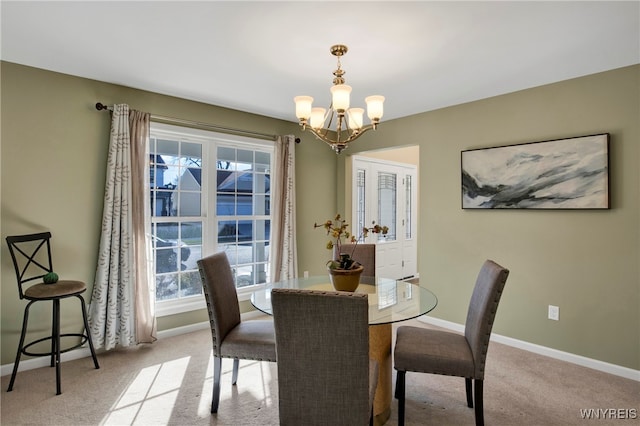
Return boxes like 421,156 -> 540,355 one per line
310,107 -> 327,129
294,45 -> 384,154
294,96 -> 313,119
347,108 -> 364,130
365,96 -> 385,121
330,84 -> 352,112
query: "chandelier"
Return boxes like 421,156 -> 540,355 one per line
294,44 -> 385,154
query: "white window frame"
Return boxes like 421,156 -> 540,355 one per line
150,123 -> 274,317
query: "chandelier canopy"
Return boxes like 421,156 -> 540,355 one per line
294,44 -> 385,154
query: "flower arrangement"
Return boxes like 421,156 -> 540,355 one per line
314,213 -> 388,270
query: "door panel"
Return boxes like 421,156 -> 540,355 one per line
352,156 -> 417,280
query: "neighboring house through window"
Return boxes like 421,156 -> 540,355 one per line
149,123 -> 273,316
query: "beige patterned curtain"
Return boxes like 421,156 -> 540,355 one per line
89,104 -> 156,350
270,135 -> 298,281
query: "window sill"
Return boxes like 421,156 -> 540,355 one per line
156,296 -> 206,317
155,284 -> 265,317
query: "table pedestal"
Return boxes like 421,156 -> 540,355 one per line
369,323 -> 392,426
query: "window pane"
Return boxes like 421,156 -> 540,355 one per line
378,172 -> 397,240
255,151 -> 270,172
181,142 -> 201,162
156,248 -> 178,273
181,222 -> 202,245
217,170 -> 235,192
237,194 -> 253,215
156,222 -> 179,240
236,265 -> 253,287
236,149 -> 253,171
180,271 -> 202,297
238,220 -> 253,242
179,192 -> 201,216
405,175 -> 412,239
217,194 -> 236,215
157,139 -> 179,156
156,274 -> 178,301
356,169 -> 366,242
217,147 -> 235,167
238,242 -> 253,264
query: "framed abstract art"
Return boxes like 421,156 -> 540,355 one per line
461,133 -> 610,209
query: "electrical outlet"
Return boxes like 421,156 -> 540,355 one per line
304,270 -> 309,278
548,305 -> 559,321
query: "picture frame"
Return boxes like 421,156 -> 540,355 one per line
461,133 -> 610,209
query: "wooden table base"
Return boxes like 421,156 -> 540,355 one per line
369,323 -> 392,425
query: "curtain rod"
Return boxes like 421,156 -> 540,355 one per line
95,102 -> 279,141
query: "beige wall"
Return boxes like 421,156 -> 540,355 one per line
0,62 -> 336,364
339,65 -> 639,370
1,62 -> 638,371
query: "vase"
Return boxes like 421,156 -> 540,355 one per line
328,264 -> 364,292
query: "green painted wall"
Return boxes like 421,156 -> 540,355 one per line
1,62 -> 638,371
0,62 -> 336,364
338,65 -> 640,371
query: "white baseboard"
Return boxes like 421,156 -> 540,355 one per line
4,313 -> 636,382
417,316 -> 640,382
0,311 -> 263,377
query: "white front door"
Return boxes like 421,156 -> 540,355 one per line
352,156 -> 418,280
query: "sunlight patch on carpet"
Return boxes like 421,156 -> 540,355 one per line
101,357 -> 190,425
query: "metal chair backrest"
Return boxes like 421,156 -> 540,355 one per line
6,232 -> 54,299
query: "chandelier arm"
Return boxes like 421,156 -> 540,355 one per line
303,124 -> 375,147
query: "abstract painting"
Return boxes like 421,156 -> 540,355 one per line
461,133 -> 610,209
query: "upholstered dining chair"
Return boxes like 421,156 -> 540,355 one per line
393,259 -> 510,426
334,243 -> 376,277
271,288 -> 378,426
197,252 -> 277,413
5,232 -> 100,395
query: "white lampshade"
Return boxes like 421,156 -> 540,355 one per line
347,108 -> 364,130
330,84 -> 352,112
294,96 -> 313,119
310,107 -> 327,129
365,95 -> 385,120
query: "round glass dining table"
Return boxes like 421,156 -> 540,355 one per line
250,275 -> 437,325
250,276 -> 437,425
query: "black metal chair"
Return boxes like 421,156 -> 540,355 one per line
5,232 -> 100,395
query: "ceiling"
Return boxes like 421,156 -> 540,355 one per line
2,1 -> 638,123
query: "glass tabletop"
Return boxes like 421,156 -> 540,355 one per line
250,276 -> 438,325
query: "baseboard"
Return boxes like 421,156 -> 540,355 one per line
417,316 -> 640,382
0,311 -> 263,377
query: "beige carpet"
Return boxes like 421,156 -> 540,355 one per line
1,318 -> 638,426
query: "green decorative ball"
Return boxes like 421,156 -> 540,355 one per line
43,272 -> 59,284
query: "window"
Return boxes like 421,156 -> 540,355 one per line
149,123 -> 273,316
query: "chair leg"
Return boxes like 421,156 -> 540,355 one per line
77,295 -> 100,369
474,379 -> 484,426
231,358 -> 239,385
7,301 -> 34,392
211,356 -> 222,413
50,301 -> 56,368
53,299 -> 62,395
396,370 -> 406,426
465,377 -> 473,408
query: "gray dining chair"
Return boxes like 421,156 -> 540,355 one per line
393,259 -> 509,426
334,243 -> 376,277
197,252 -> 277,413
271,288 -> 378,426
